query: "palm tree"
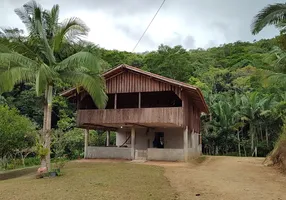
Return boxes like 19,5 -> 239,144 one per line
241,92 -> 269,156
0,1 -> 107,170
211,99 -> 242,154
251,3 -> 286,35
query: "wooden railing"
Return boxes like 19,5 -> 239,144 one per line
77,107 -> 183,127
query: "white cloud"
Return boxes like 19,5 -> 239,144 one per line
0,0 -> 283,52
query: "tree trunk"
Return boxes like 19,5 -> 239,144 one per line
250,124 -> 254,155
41,85 -> 53,171
266,127 -> 269,148
20,153 -> 25,167
215,146 -> 218,155
237,131 -> 241,157
243,144 -> 247,157
260,124 -> 263,141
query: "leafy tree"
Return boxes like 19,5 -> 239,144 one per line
143,45 -> 195,82
0,106 -> 36,168
0,1 -> 107,170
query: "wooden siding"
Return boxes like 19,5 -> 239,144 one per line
106,71 -> 182,98
77,107 -> 184,128
182,96 -> 201,133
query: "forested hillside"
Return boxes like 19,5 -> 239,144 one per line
1,1 -> 286,170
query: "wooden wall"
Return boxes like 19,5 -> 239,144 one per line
182,92 -> 200,133
77,107 -> 184,127
106,70 -> 182,98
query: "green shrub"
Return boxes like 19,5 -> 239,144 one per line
6,163 -> 15,170
24,157 -> 40,167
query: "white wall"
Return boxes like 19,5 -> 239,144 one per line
147,148 -> 184,161
87,147 -> 132,159
116,127 -> 184,150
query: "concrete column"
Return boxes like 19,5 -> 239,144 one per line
106,131 -> 110,147
84,129 -> 89,159
131,127 -> 136,159
191,130 -> 196,152
184,126 -> 189,162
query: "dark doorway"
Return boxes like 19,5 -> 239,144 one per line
153,132 -> 164,148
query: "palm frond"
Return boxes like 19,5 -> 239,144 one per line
56,51 -> 101,73
267,72 -> 286,85
34,15 -> 56,65
36,64 -> 58,96
0,28 -> 24,39
0,52 -> 39,69
0,43 -> 11,53
59,71 -> 107,108
0,33 -> 43,60
14,0 -> 42,35
0,67 -> 35,93
251,3 -> 286,34
53,17 -> 89,52
43,4 -> 59,39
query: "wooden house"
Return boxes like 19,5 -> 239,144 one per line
62,64 -> 208,161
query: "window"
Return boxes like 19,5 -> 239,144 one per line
141,91 -> 182,108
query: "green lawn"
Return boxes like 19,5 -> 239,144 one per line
0,161 -> 177,200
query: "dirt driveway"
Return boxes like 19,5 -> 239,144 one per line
160,156 -> 286,200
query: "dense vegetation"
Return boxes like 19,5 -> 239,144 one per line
0,1 -> 286,170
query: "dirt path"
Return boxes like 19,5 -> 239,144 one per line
162,156 -> 286,200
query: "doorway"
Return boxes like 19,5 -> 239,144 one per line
153,132 -> 164,148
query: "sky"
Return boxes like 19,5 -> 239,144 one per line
0,0 -> 284,52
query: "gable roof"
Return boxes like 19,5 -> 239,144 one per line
61,64 -> 209,113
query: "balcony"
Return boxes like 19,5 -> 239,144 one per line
77,107 -> 184,128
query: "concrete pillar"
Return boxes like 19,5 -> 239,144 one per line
184,126 -> 189,162
191,130 -> 196,152
106,131 -> 110,147
84,129 -> 89,159
131,127 -> 136,159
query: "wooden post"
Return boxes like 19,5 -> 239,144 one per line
114,93 -> 117,109
106,131 -> 110,147
131,127 -> 136,159
138,92 -> 141,108
184,126 -> 188,162
76,92 -> 80,110
84,129 -> 89,159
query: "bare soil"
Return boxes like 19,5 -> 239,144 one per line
1,157 -> 285,200
160,156 -> 286,200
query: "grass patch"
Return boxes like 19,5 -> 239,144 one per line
0,161 -> 176,200
191,156 -> 207,165
0,166 -> 38,180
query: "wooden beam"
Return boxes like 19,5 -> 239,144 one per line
82,123 -> 117,131
76,92 -> 80,110
114,93 -> 117,109
138,92 -> 141,108
125,123 -> 153,129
